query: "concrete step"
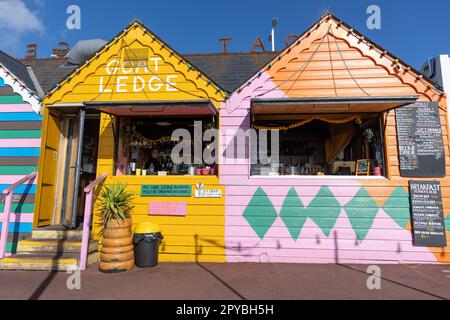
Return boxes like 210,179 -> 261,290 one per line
17,239 -> 98,254
31,228 -> 83,241
0,252 -> 98,271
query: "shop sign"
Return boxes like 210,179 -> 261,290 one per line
396,102 -> 445,177
141,184 -> 192,197
194,183 -> 222,198
149,201 -> 187,216
99,57 -> 178,94
409,180 -> 447,247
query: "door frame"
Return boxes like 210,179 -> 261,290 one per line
33,107 -> 63,227
34,107 -> 86,228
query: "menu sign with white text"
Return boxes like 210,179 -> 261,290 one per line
409,180 -> 447,247
395,102 -> 445,177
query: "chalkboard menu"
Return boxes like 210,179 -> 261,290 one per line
409,180 -> 447,247
395,102 -> 445,177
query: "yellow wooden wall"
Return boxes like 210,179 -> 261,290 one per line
93,113 -> 225,262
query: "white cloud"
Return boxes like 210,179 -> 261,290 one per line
0,0 -> 44,53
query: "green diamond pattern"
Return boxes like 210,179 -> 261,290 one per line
344,187 -> 379,242
382,187 -> 410,228
243,184 -> 426,242
279,187 -> 306,240
306,186 -> 342,237
242,187 -> 278,239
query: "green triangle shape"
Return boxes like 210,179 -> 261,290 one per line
383,187 -> 410,228
344,187 -> 379,242
306,186 -> 341,237
279,187 -> 306,240
243,187 -> 278,239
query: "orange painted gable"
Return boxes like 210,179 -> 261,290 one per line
264,15 -> 445,106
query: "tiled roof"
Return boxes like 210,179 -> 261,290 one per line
20,51 -> 279,95
184,52 -> 279,92
21,58 -> 77,94
0,50 -> 37,93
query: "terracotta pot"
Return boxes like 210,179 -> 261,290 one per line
100,250 -> 134,262
106,218 -> 132,229
101,244 -> 134,254
99,259 -> 134,273
195,168 -> 202,175
102,237 -> 132,247
201,168 -> 210,175
209,168 -> 216,175
103,227 -> 132,239
100,217 -> 133,272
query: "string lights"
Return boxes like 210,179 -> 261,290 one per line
231,14 -> 444,102
46,19 -> 227,103
253,115 -> 362,131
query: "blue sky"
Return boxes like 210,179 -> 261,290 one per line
0,0 -> 449,69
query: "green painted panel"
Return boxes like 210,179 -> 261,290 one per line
0,203 -> 34,213
243,187 -> 277,239
141,184 -> 192,197
306,186 -> 342,237
0,95 -> 25,104
279,187 -> 306,240
0,130 -> 41,139
6,242 -> 18,253
344,188 -> 379,241
383,187 -> 411,228
445,214 -> 450,232
0,166 -> 38,175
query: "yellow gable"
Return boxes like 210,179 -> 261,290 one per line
44,21 -> 225,108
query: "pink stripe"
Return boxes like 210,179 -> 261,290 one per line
0,139 -> 40,147
0,175 -> 37,184
0,104 -> 33,113
0,212 -> 34,223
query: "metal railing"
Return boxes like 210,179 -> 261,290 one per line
0,172 -> 38,259
79,173 -> 108,270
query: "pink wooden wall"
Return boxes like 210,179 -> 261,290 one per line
218,15 -> 450,264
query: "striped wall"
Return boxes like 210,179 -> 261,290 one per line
0,69 -> 41,255
219,16 -> 450,264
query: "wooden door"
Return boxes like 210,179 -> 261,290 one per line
34,110 -> 61,227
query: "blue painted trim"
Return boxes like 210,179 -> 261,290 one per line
0,113 -> 42,121
0,184 -> 36,194
0,222 -> 32,233
0,77 -> 4,87
0,148 -> 40,157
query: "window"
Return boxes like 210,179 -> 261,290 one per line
115,116 -> 218,176
250,113 -> 386,177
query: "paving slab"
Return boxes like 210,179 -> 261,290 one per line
0,263 -> 449,300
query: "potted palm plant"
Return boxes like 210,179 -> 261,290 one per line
96,184 -> 135,273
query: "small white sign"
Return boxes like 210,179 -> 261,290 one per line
194,183 -> 222,198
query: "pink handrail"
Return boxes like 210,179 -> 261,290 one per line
0,172 -> 37,259
79,173 -> 108,270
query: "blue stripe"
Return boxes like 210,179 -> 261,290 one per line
0,113 -> 42,121
0,77 -> 4,87
0,148 -> 40,156
0,222 -> 32,233
0,184 -> 36,194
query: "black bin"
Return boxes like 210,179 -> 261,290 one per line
133,223 -> 163,268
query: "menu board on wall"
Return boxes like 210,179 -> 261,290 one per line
409,180 -> 447,247
395,102 -> 445,177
